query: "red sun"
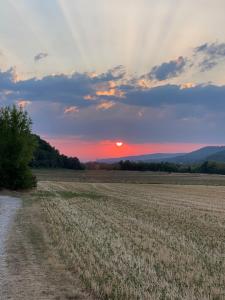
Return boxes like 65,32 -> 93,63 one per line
116,142 -> 123,147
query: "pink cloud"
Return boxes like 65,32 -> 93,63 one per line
96,101 -> 115,110
17,99 -> 31,108
64,106 -> 79,114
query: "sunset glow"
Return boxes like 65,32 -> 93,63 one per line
44,137 -> 210,161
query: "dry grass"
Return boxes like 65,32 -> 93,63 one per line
28,181 -> 225,300
33,169 -> 225,186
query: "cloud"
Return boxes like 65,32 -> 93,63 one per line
14,72 -> 97,106
180,82 -> 196,89
194,42 -> 225,71
84,94 -> 97,101
123,84 -> 225,111
17,99 -> 31,108
97,65 -> 126,81
0,68 -> 17,91
136,79 -> 152,89
34,52 -> 49,62
96,81 -> 125,97
96,101 -> 115,110
1,65 -> 225,114
96,90 -> 117,96
147,56 -> 187,81
64,106 -> 79,114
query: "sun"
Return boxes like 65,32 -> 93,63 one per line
116,142 -> 123,147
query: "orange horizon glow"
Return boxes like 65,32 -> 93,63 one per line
44,137 -> 213,162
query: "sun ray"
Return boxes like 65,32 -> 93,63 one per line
7,0 -> 68,76
134,0 -> 185,74
57,0 -> 91,71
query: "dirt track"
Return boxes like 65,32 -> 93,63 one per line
0,196 -> 21,299
0,193 -> 93,300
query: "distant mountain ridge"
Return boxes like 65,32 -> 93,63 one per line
167,146 -> 225,163
98,153 -> 185,163
206,149 -> 225,162
98,146 -> 225,164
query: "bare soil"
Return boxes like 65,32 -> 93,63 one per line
0,196 -> 21,299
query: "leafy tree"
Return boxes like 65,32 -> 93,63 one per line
0,105 -> 37,189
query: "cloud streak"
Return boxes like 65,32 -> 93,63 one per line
194,42 -> 225,71
34,52 -> 49,62
64,106 -> 79,114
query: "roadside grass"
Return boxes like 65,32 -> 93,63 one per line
25,181 -> 225,300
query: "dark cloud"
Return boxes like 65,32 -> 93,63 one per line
123,84 -> 225,111
96,65 -> 126,82
147,56 -> 187,81
34,52 -> 49,62
143,41 -> 225,78
16,73 -> 95,105
194,42 -> 225,71
0,67 -> 126,107
0,68 -> 15,90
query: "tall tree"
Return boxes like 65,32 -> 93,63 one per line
0,105 -> 37,189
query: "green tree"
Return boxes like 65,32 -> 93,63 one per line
0,105 -> 37,189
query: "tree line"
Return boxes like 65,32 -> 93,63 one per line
86,160 -> 225,175
118,160 -> 225,175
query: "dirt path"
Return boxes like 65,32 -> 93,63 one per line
1,194 -> 93,300
0,196 -> 21,299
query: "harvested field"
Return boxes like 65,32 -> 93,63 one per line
33,169 -> 225,186
26,181 -> 225,299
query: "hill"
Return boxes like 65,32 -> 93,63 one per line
98,146 -> 225,165
30,135 -> 83,170
167,146 -> 225,163
98,153 -> 185,163
206,149 -> 225,162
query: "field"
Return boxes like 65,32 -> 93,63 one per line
34,169 -> 225,185
19,171 -> 225,300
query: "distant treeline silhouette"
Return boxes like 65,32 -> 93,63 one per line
119,160 -> 225,174
86,160 -> 225,175
30,135 -> 84,170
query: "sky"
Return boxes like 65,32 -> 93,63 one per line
1,0 -> 225,161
